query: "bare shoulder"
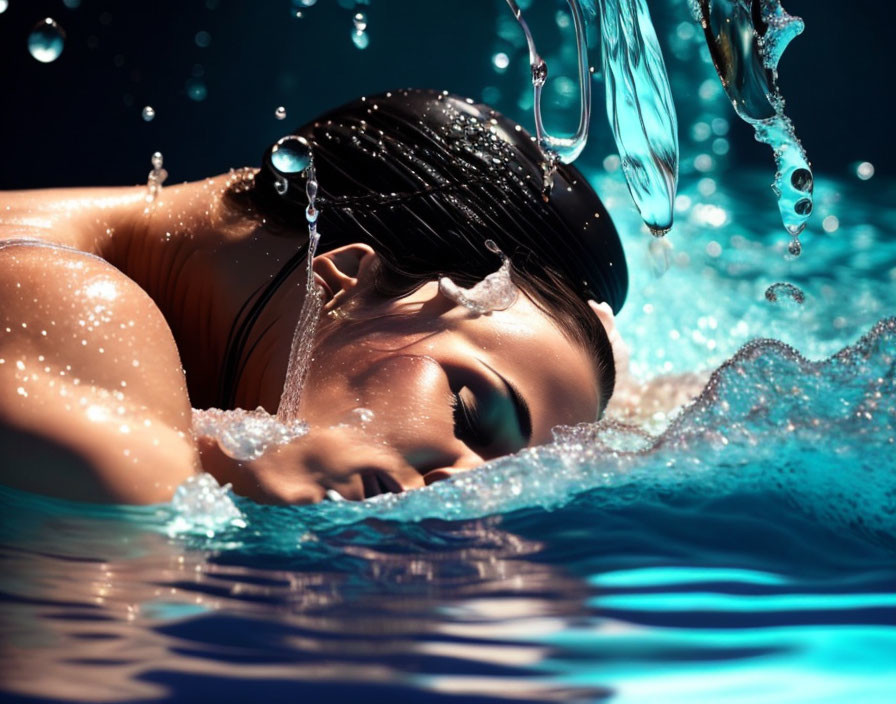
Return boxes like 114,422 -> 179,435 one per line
0,241 -> 199,503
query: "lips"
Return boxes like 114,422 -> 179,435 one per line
360,470 -> 403,499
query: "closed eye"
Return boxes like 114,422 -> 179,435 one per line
452,387 -> 491,449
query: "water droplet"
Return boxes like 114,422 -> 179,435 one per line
194,30 -> 211,48
274,176 -> 288,195
794,197 -> 812,216
788,239 -> 802,256
352,407 -> 375,424
151,152 -> 163,170
790,168 -> 812,192
270,136 -> 312,174
0,1 -> 8,14
28,18 -> 66,63
765,282 -> 804,304
141,105 -> 155,122
274,106 -> 287,120
305,205 -> 319,223
62,0 -> 81,8
352,12 -> 367,32
351,28 -> 369,50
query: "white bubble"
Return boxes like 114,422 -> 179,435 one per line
676,21 -> 695,40
141,105 -> 155,122
275,106 -> 287,120
697,177 -> 717,197
691,121 -> 711,142
856,161 -> 875,180
711,117 -> 729,135
492,52 -> 510,71
603,154 -> 621,172
694,153 -> 714,172
0,1 -> 8,14
822,215 -> 840,233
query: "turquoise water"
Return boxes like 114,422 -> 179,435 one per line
2,166 -> 894,701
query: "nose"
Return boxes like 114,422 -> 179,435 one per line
401,428 -> 485,481
422,463 -> 482,486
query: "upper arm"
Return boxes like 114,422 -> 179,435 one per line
0,243 -> 200,503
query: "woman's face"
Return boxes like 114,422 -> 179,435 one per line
295,245 -> 602,495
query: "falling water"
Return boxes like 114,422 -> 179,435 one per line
275,139 -> 323,422
190,137 -> 322,458
598,0 -> 680,235
503,0 -> 592,180
694,0 -> 813,253
504,0 -> 678,234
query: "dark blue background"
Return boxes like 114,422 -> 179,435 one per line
0,0 -> 891,189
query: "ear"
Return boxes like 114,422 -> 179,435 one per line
312,244 -> 378,306
588,300 -> 630,378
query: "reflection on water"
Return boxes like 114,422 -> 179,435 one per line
3,484 -> 895,702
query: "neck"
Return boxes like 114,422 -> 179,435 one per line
101,171 -> 310,411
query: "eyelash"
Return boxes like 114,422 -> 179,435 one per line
452,388 -> 490,448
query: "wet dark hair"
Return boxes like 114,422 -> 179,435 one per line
221,89 -> 628,415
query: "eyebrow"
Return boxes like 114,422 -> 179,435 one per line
482,361 -> 532,444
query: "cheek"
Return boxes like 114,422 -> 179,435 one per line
302,343 -> 453,437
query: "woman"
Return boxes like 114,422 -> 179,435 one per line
0,89 -> 627,505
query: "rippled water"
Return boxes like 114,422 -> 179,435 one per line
2,164 -> 894,701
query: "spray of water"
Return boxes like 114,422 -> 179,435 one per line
694,0 -> 813,252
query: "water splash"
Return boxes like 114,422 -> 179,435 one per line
438,240 -> 519,315
276,138 -> 323,422
27,18 -> 66,63
169,472 -> 245,536
145,151 -> 167,203
765,281 -> 804,304
191,408 -> 308,461
598,0 -> 679,235
191,137 -> 321,459
503,0 -> 592,169
232,319 -> 895,540
694,0 -> 813,251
